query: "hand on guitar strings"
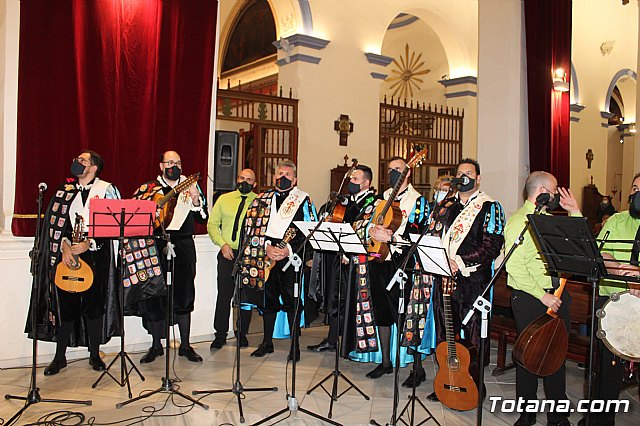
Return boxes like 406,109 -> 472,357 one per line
266,243 -> 289,262
187,184 -> 200,206
368,224 -> 392,243
540,292 -> 562,313
61,240 -> 90,267
448,258 -> 459,275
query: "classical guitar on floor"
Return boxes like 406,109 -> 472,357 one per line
433,277 -> 479,411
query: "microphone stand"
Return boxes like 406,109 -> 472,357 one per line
4,185 -> 91,426
193,202 -> 277,423
461,202 -> 546,426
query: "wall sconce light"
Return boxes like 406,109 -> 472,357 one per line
552,68 -> 569,92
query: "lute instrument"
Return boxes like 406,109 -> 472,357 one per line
264,228 -> 297,282
513,278 -> 568,376
153,173 -> 200,228
367,149 -> 427,262
433,277 -> 479,411
329,159 -> 358,223
54,213 -> 94,293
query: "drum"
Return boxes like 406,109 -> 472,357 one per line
596,291 -> 640,361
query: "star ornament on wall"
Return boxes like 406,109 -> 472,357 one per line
386,43 -> 431,99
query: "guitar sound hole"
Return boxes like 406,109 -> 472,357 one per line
447,357 -> 460,371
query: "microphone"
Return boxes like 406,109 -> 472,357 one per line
38,182 -> 48,192
450,176 -> 470,187
534,192 -> 551,213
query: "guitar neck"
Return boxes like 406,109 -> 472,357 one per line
376,166 -> 409,224
443,294 -> 458,360
158,175 -> 199,207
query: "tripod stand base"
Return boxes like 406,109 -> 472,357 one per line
116,377 -> 209,410
251,396 -> 343,426
192,381 -> 278,423
4,387 -> 92,426
307,369 -> 370,418
92,351 -> 145,398
396,394 -> 441,426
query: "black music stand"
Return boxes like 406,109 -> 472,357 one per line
4,186 -> 91,426
116,219 -> 209,410
303,222 -> 370,418
89,199 -> 155,397
192,226 -> 278,423
527,215 -> 608,426
251,220 -> 341,426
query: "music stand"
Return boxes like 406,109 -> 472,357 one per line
527,215 -> 608,426
302,222 -> 370,418
89,199 -> 155,397
4,187 -> 91,426
251,220 -> 342,426
372,234 -> 447,426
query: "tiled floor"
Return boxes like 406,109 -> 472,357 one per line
1,326 -> 638,425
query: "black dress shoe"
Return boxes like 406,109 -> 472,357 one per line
238,335 -> 249,348
89,356 -> 106,371
366,363 -> 393,379
514,413 -> 536,426
210,337 -> 226,350
426,391 -> 439,402
250,342 -> 274,357
43,358 -> 67,376
179,345 -> 203,362
140,346 -> 164,364
307,339 -> 337,352
401,368 -> 426,388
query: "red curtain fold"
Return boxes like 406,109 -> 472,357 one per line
524,0 -> 572,187
13,0 -> 217,236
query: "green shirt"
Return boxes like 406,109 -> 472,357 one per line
505,200 -> 582,299
207,189 -> 257,250
598,211 -> 639,296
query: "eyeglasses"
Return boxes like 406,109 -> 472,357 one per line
162,160 -> 182,167
542,186 -> 558,195
74,157 -> 94,166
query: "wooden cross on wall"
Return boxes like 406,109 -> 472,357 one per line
334,114 -> 354,146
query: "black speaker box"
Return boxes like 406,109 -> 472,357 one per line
214,130 -> 239,191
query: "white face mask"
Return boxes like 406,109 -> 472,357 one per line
434,190 -> 448,204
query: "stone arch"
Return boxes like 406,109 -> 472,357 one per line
570,62 -> 580,104
603,68 -> 637,115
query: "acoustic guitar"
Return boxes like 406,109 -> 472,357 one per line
264,228 -> 297,282
367,149 -> 427,262
54,213 -> 94,293
513,278 -> 568,376
434,277 -> 479,411
329,159 -> 358,223
153,173 -> 200,228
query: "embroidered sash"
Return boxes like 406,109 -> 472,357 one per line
354,255 -> 379,352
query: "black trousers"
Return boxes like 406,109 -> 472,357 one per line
213,250 -> 237,339
511,289 -> 571,423
592,296 -> 625,425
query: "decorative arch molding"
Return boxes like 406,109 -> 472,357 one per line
570,62 -> 579,104
378,6 -> 474,80
603,68 -> 637,113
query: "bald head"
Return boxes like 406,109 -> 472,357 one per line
238,168 -> 256,185
524,171 -> 557,201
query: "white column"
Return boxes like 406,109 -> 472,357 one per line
477,0 -> 529,217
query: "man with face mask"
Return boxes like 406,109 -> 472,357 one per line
26,151 -> 120,376
505,171 -> 580,426
425,158 -> 505,400
581,173 -> 640,426
307,165 -> 376,353
430,174 -> 454,211
596,195 -> 616,223
238,160 -> 317,362
365,156 -> 430,381
207,169 -> 257,349
133,151 -> 208,364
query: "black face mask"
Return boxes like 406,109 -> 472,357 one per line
547,194 -> 560,211
458,177 -> 476,193
164,165 -> 181,181
536,192 -> 560,211
70,159 -> 86,177
275,175 -> 292,191
237,181 -> 253,194
347,182 -> 361,194
629,192 -> 640,219
388,169 -> 402,188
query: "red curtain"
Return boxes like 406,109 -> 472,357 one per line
524,0 -> 572,187
13,0 -> 217,236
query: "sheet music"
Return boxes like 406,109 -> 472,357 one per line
293,221 -> 367,255
409,234 -> 452,277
